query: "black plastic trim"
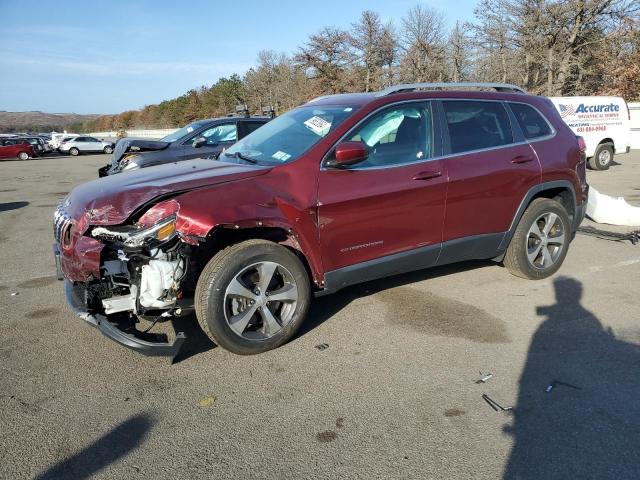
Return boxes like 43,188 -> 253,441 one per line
318,243 -> 441,296
498,180 -> 579,251
64,281 -> 185,358
436,233 -> 505,266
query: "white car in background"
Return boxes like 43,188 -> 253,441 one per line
59,136 -> 114,156
549,96 -> 631,170
49,133 -> 79,149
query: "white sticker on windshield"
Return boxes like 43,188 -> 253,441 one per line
304,116 -> 332,136
187,127 -> 194,133
344,107 -> 353,112
272,150 -> 291,161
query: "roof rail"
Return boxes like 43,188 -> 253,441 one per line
377,82 -> 526,96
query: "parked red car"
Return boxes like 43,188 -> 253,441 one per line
54,83 -> 588,358
0,138 -> 34,160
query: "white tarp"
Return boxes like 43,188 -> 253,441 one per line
586,187 -> 640,226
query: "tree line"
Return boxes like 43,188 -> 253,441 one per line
69,0 -> 640,133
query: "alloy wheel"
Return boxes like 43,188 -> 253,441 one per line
526,212 -> 565,269
598,149 -> 611,167
223,261 -> 298,340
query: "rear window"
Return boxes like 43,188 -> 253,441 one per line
509,103 -> 552,140
443,101 -> 513,154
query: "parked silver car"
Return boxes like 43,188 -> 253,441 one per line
59,136 -> 114,156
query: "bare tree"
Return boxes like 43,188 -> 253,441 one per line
350,10 -> 386,91
448,21 -> 473,82
296,27 -> 355,94
399,5 -> 448,82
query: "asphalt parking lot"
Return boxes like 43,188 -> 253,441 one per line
1,152 -> 639,479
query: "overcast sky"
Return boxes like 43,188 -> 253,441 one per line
0,0 -> 479,114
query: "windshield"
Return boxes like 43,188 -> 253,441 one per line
223,105 -> 357,165
160,121 -> 207,143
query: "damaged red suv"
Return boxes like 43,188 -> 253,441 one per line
54,82 -> 588,358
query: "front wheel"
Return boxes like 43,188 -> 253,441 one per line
195,239 -> 311,355
103,145 -> 113,154
504,198 -> 571,279
588,143 -> 613,170
69,147 -> 79,156
17,152 -> 29,160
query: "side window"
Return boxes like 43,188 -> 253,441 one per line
86,137 -> 99,142
196,124 -> 237,145
443,101 -> 513,154
75,137 -> 86,142
509,103 -> 552,140
344,103 -> 433,169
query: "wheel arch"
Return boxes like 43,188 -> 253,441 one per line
499,180 -> 577,251
190,224 -> 320,288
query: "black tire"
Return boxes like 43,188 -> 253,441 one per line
504,198 -> 571,280
103,145 -> 113,154
69,147 -> 79,156
588,143 -> 613,170
195,239 -> 311,355
17,151 -> 29,161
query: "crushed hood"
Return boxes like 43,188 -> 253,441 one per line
110,138 -> 170,166
64,159 -> 271,228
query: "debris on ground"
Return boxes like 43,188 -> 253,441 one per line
545,380 -> 582,393
10,292 -> 18,296
587,187 -> 640,226
475,372 -> 493,384
198,395 -> 217,407
482,393 -> 513,412
315,343 -> 329,351
577,226 -> 639,245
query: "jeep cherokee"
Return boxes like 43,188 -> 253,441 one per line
53,82 -> 588,358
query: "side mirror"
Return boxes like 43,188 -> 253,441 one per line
326,141 -> 369,168
193,137 -> 207,148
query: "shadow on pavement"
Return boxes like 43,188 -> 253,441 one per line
298,259 -> 494,339
36,412 -> 155,480
503,276 -> 640,479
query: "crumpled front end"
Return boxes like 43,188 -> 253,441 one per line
53,200 -> 192,358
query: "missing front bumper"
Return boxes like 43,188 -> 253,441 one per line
64,281 -> 186,358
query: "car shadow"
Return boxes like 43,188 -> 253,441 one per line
174,259 -> 495,361
503,276 -> 640,479
0,201 -> 29,212
35,412 -> 155,480
171,313 -> 216,364
297,259 -> 495,339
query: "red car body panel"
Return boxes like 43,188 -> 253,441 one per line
57,90 -> 587,289
0,141 -> 34,159
441,143 -> 541,241
318,160 -> 447,271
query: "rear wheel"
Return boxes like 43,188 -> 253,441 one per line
103,145 -> 113,154
504,198 -> 571,279
195,239 -> 311,355
588,143 -> 613,170
17,151 -> 29,160
69,147 -> 79,156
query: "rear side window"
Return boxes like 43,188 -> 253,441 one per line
509,103 -> 552,140
442,101 -> 513,154
244,122 -> 266,135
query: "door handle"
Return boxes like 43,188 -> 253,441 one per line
511,155 -> 534,164
413,170 -> 442,181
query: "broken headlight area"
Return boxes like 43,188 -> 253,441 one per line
88,199 -> 194,320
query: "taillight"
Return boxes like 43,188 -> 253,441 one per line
577,136 -> 587,152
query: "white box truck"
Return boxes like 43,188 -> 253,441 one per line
549,96 -> 631,170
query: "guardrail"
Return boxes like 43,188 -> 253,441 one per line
88,128 -> 179,140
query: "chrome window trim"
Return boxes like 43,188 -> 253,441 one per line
320,97 -> 557,172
